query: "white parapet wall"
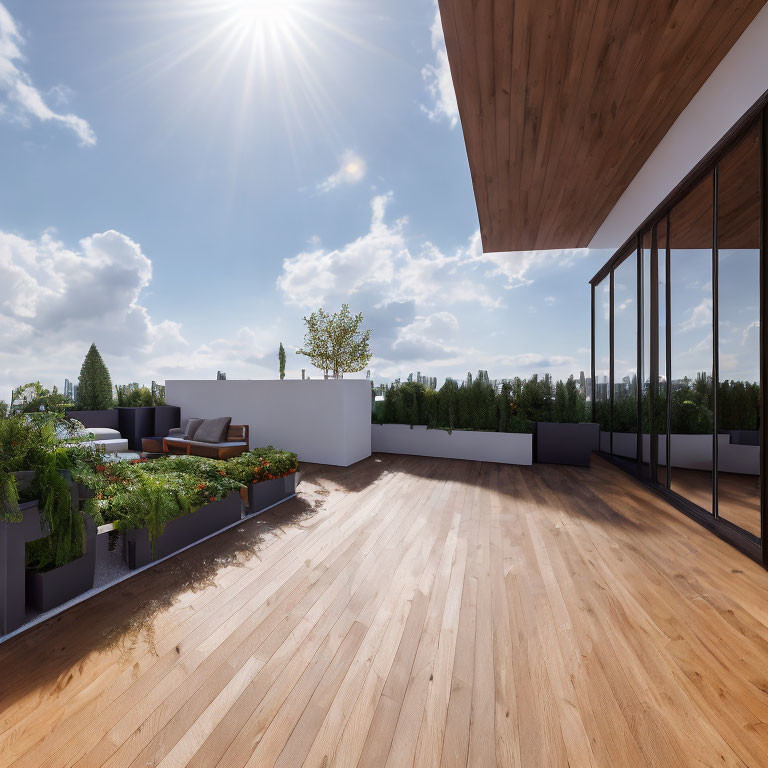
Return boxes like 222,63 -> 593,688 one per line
371,424 -> 532,465
165,379 -> 372,467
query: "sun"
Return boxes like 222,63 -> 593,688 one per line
228,0 -> 303,30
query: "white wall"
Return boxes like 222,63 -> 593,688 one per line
372,424 -> 532,465
590,5 -> 768,249
165,379 -> 372,467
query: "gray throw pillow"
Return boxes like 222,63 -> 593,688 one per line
184,418 -> 204,439
194,417 -> 232,443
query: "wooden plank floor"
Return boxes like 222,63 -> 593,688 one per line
3,453 -> 768,767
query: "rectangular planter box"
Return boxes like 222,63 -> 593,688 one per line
371,424 -> 532,465
0,501 -> 44,636
246,473 -> 297,515
65,408 -> 119,430
153,405 -> 181,437
123,492 -> 243,570
118,407 -> 156,450
536,422 -> 599,466
25,515 -> 97,613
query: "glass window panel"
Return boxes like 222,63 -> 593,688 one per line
641,230 -> 652,475
669,175 -> 714,514
716,123 -> 761,538
657,218 -> 669,486
595,277 -> 611,451
612,251 -> 638,459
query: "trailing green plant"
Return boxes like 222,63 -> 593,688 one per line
75,343 -> 114,410
26,447 -> 85,571
75,455 -> 241,551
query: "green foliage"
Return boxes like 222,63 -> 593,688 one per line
26,447 -> 85,571
373,372 -> 591,433
227,447 -> 299,484
0,401 -> 7,418
114,381 -> 165,407
297,304 -> 372,378
75,447 -> 297,551
0,413 -> 87,568
10,382 -> 73,415
279,343 -> 286,380
76,343 -> 114,410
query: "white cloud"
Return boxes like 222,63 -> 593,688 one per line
421,7 -> 459,128
318,150 -> 366,192
462,229 -> 593,289
544,296 -> 557,306
0,227 -> 288,395
681,297 -> 713,331
277,194 -> 500,313
0,3 -> 95,146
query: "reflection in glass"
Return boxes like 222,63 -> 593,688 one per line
717,124 -> 761,537
669,175 -> 714,513
657,219 -> 669,486
641,231 -> 651,476
612,252 -> 638,459
595,278 -> 611,451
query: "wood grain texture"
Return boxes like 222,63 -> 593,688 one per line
3,454 -> 768,766
438,0 -> 767,251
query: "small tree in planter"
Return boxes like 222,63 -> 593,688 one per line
76,343 -> 114,410
297,305 -> 372,379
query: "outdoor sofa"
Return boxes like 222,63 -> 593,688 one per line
163,417 -> 249,459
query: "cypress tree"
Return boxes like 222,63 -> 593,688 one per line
76,343 -> 114,410
279,343 -> 286,380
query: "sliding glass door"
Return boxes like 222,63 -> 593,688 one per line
590,113 -> 764,559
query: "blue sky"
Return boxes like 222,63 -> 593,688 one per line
0,0 -> 609,396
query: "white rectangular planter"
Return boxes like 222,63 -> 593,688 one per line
165,379 -> 371,467
371,424 -> 532,465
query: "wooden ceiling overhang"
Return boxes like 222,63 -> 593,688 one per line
438,0 -> 766,252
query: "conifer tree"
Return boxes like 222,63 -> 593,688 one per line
76,343 -> 114,410
279,343 -> 286,380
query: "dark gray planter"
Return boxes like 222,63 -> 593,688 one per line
0,501 -> 44,636
118,407 -> 156,450
65,409 -> 119,430
25,515 -> 97,613
246,473 -> 297,515
153,406 -> 181,437
536,422 -> 599,467
123,491 -> 243,570
722,429 -> 760,446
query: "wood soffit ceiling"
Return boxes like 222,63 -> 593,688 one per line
437,0 -> 767,252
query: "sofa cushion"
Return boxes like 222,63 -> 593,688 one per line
193,417 -> 232,443
184,418 -> 204,439
88,427 -> 122,440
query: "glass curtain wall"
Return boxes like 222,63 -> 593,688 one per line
641,230 -> 652,477
657,218 -> 669,487
669,175 -> 715,514
612,251 -> 638,460
595,277 -> 611,452
716,123 -> 761,537
590,113 -> 763,557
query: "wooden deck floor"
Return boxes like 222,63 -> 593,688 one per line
2,454 -> 768,767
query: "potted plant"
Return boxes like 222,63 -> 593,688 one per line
226,448 -> 299,515
80,456 -> 244,570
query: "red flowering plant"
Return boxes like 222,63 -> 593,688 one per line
226,447 -> 298,485
73,453 -> 243,549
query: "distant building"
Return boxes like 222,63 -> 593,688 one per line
217,371 -> 227,380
